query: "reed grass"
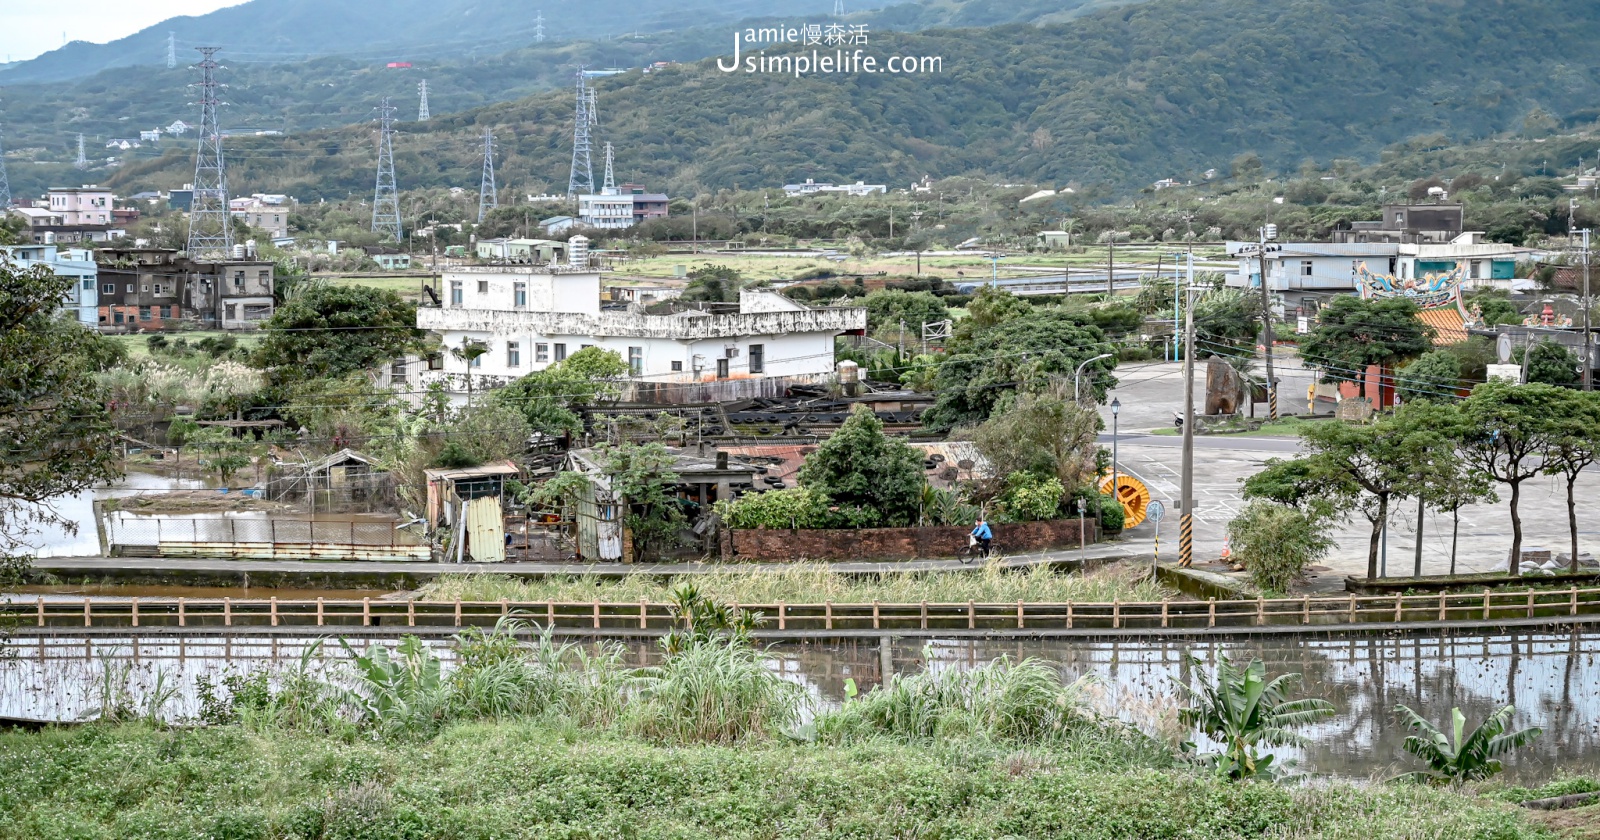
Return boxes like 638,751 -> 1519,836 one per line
418,561 -> 1172,605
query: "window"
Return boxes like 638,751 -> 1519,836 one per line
153,284 -> 164,296
470,350 -> 483,368
114,311 -> 124,324
477,280 -> 488,294
1299,261 -> 1313,277
553,343 -> 567,362
141,285 -> 149,293
1471,260 -> 1485,279
82,279 -> 93,291
536,343 -> 549,363
233,271 -> 244,287
450,281 -> 463,305
581,344 -> 594,350
514,282 -> 527,307
138,306 -> 151,321
258,270 -> 269,283
716,358 -> 730,379
103,283 -> 114,293
748,344 -> 764,374
226,304 -> 237,320
390,360 -> 408,384
507,342 -> 521,368
671,360 -> 683,372
628,346 -> 643,376
126,284 -> 134,293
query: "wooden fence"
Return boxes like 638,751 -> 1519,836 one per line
7,587 -> 1600,635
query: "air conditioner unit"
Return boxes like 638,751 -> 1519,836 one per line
724,345 -> 739,359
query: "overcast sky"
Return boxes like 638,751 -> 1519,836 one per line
1,1 -> 246,63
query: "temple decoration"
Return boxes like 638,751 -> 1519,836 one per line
1355,262 -> 1464,310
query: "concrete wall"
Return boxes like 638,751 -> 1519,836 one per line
730,519 -> 1099,562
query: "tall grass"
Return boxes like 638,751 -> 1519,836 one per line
419,561 -> 1172,605
629,641 -> 804,744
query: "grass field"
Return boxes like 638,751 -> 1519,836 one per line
106,331 -> 264,361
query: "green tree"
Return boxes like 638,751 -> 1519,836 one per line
1299,296 -> 1434,382
1226,501 -> 1336,595
1516,340 -> 1578,388
1395,401 -> 1495,576
493,347 -> 629,438
969,385 -> 1100,492
680,265 -> 744,303
427,401 -> 532,470
0,260 -> 123,555
1191,286 -> 1261,358
926,309 -> 1117,429
253,284 -> 423,383
1395,350 -> 1462,403
861,289 -> 949,336
1459,380 -> 1570,570
1176,657 -> 1336,781
1394,705 -> 1542,789
1464,289 -> 1522,327
797,406 -> 926,527
1540,390 -> 1600,573
596,442 -> 686,560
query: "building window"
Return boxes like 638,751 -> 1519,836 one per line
126,284 -> 134,293
103,283 -> 114,293
141,285 -> 149,293
1471,260 -> 1484,279
514,282 -> 527,307
82,279 -> 93,291
114,311 -> 124,324
628,346 -> 643,376
716,358 -> 729,380
553,343 -> 567,362
153,284 -> 164,296
138,306 -> 151,321
477,280 -> 488,294
450,281 -> 463,305
671,360 -> 683,372
233,271 -> 244,287
470,350 -> 483,368
226,304 -> 237,321
507,342 -> 521,368
1299,261 -> 1313,277
258,270 -> 269,283
748,344 -> 764,374
536,343 -> 549,363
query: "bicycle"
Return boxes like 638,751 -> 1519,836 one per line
961,538 -> 998,565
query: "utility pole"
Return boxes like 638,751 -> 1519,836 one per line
1106,241 -> 1115,298
1257,224 -> 1279,419
477,127 -> 497,223
567,69 -> 593,196
166,32 -> 176,69
371,97 -> 402,242
0,129 -> 11,208
187,47 -> 233,258
417,79 -> 430,121
1584,228 -> 1593,391
75,133 -> 87,169
1179,250 -> 1196,567
534,10 -> 545,42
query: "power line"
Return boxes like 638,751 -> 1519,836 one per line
371,98 -> 402,243
478,127 -> 498,223
187,47 -> 234,259
566,68 -> 593,197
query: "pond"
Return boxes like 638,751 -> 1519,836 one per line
18,472 -> 210,558
3,629 -> 1596,781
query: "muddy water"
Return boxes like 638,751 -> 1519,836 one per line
20,473 -> 211,558
4,630 -> 1596,781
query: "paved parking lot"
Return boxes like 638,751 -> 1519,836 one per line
1097,359 -> 1600,583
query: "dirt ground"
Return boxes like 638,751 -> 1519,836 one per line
1526,803 -> 1600,838
107,490 -> 292,515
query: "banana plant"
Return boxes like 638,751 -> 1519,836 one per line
1176,656 -> 1336,781
1393,704 -> 1542,788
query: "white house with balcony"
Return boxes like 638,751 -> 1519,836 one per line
414,258 -> 866,403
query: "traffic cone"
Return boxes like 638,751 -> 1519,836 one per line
1220,535 -> 1232,562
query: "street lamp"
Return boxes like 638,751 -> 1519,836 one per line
1110,398 -> 1122,515
1074,353 -> 1114,404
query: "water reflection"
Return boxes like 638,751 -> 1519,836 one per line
4,630 -> 1596,780
22,473 -> 209,557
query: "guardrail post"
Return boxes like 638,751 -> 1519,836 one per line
83,598 -> 91,627
825,601 -> 833,631
501,599 -> 510,618
1526,591 -> 1535,619
1348,594 -> 1357,624
873,601 -> 881,630
546,602 -> 554,628
225,597 -> 232,627
131,597 -> 139,628
639,598 -> 647,630
1207,598 -> 1216,628
919,601 -> 927,631
1482,589 -> 1491,621
271,597 -> 279,627
592,601 -> 600,630
1571,586 -> 1579,616
36,596 -> 43,628
1393,594 -> 1403,623
454,599 -> 462,627
1161,599 -> 1169,628
1112,599 -> 1121,629
361,597 -> 369,626
178,597 -> 186,627
969,601 -> 976,630
408,599 -> 416,627
1438,592 -> 1448,622
1016,600 -> 1024,630
1065,601 -> 1072,629
778,602 -> 786,631
317,597 -> 325,627
1256,597 -> 1265,626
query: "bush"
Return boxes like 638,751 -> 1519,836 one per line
714,487 -> 829,529
1000,472 -> 1067,522
1098,492 -> 1125,533
1227,501 -> 1335,594
628,641 -> 803,744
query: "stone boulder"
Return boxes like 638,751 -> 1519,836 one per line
1205,357 -> 1247,416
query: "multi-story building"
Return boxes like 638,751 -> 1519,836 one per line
0,244 -> 98,327
49,186 -> 114,226
229,196 -> 291,238
95,248 -> 274,331
7,185 -> 126,244
1332,203 -> 1465,245
414,242 -> 866,402
576,185 -> 671,229
1226,238 -> 1524,316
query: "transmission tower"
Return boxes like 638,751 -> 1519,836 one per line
586,87 -> 598,127
834,0 -> 845,16
566,70 -> 593,196
417,79 -> 430,121
602,142 -> 615,192
166,32 -> 176,68
75,133 -> 87,169
0,130 -> 12,209
534,10 -> 545,43
187,47 -> 233,258
371,97 -> 403,242
478,127 -> 498,223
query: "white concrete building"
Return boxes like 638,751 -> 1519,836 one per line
1225,238 -> 1525,315
1,244 -> 98,327
415,264 -> 866,402
577,191 -> 636,229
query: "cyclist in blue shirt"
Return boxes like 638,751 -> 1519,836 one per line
970,517 -> 993,559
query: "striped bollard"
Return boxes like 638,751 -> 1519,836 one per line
1179,513 -> 1194,568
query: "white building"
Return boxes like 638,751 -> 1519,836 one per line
414,259 -> 866,402
1,244 -> 98,327
1225,237 -> 1525,315
782,179 -> 888,197
577,190 -> 636,229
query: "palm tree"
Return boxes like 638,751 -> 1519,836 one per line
449,339 -> 489,403
1393,704 -> 1542,788
1176,656 -> 1336,780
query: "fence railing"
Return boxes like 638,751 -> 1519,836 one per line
105,515 -> 430,561
7,587 -> 1600,634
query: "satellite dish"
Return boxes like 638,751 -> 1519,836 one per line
1497,333 -> 1513,364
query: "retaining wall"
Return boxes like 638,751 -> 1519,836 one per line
730,518 -> 1098,562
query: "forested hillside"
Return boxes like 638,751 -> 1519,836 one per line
93,0 -> 1600,200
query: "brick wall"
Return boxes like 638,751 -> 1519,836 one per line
729,518 -> 1099,562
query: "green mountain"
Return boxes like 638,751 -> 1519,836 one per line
88,0 -> 1600,203
0,0 -> 896,84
